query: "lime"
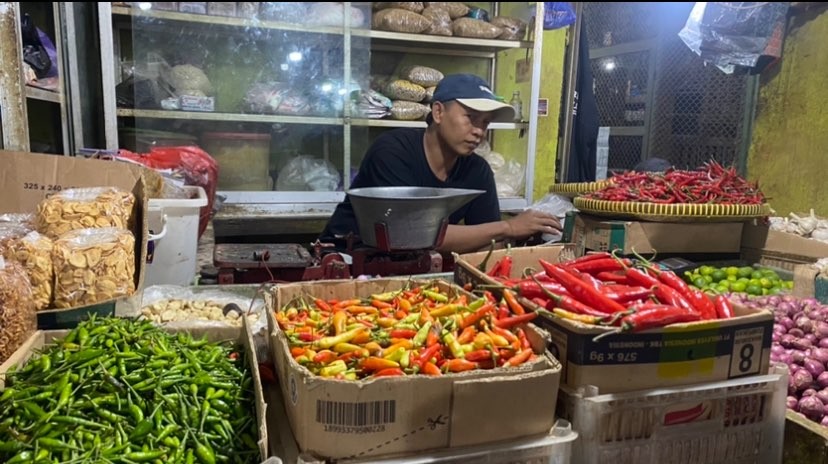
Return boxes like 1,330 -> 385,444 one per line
727,275 -> 738,282
726,266 -> 740,276
719,280 -> 731,290
769,286 -> 783,295
738,266 -> 754,278
751,270 -> 765,280
749,278 -> 762,287
762,268 -> 779,279
746,285 -> 762,296
785,281 -> 794,289
704,275 -> 714,284
738,277 -> 750,284
711,270 -> 727,282
693,277 -> 708,288
716,285 -> 730,294
759,277 -> 773,289
699,266 -> 714,276
731,281 -> 747,293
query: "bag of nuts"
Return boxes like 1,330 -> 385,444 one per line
14,231 -> 54,311
0,256 -> 37,364
36,187 -> 135,239
53,227 -> 136,309
384,79 -> 427,102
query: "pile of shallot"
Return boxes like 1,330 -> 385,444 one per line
729,293 -> 828,425
769,209 -> 828,243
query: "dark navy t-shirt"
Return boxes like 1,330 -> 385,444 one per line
320,128 -> 500,247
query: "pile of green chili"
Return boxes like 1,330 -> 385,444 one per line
0,317 -> 259,464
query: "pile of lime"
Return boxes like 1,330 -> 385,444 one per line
683,265 -> 793,295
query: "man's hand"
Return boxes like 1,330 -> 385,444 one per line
505,210 -> 562,240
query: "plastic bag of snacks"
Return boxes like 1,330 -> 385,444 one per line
491,16 -> 528,41
0,224 -> 33,258
384,79 -> 426,102
372,8 -> 431,34
390,101 -> 430,120
426,2 -> 469,18
452,17 -> 504,39
36,187 -> 135,239
0,256 -> 37,364
421,6 -> 452,36
400,65 -> 444,87
424,86 -> 436,102
53,228 -> 136,309
0,213 -> 35,228
14,231 -> 54,311
373,2 -> 424,13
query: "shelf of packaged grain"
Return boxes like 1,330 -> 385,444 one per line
354,29 -> 533,52
116,108 -> 344,126
351,119 -> 527,130
110,5 -> 345,36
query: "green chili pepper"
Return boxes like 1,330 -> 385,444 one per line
50,416 -> 106,429
125,450 -> 167,462
129,420 -> 153,441
195,441 -> 216,464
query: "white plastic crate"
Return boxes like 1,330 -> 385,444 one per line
338,420 -> 578,464
558,364 -> 788,464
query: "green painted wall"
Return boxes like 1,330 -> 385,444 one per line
749,9 -> 828,217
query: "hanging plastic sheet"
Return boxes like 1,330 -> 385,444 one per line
679,2 -> 790,74
543,2 -> 576,30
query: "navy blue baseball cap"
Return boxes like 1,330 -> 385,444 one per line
427,74 -> 515,123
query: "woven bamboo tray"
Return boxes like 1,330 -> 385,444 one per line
548,180 -> 614,198
573,197 -> 771,222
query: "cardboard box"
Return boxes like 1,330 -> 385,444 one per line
566,213 -> 744,256
0,150 -> 148,329
452,244 -> 576,299
784,409 -> 828,463
0,321 -> 268,460
267,278 -> 562,461
741,222 -> 828,271
533,303 -> 773,394
793,264 -> 828,303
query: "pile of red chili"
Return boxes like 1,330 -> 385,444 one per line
584,161 -> 765,205
275,284 -> 539,380
481,251 -> 736,334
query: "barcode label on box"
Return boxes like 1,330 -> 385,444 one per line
316,400 -> 396,434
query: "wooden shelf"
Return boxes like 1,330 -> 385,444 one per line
352,119 -> 528,130
353,29 -> 533,51
25,86 -> 61,104
117,108 -> 344,125
111,6 -> 345,35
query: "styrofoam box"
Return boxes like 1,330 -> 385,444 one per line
339,420 -> 578,464
558,364 -> 788,464
146,186 -> 207,286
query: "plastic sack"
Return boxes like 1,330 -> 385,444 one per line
390,100 -> 430,120
14,231 -> 54,311
452,18 -> 504,39
0,213 -> 34,228
242,82 -> 290,114
384,79 -> 426,102
423,86 -> 436,102
276,156 -> 341,192
260,2 -> 308,23
52,228 -> 136,309
477,144 -> 525,198
678,2 -> 789,73
354,89 -> 393,118
526,194 -> 577,243
0,256 -> 37,364
426,2 -> 469,19
543,2 -> 576,30
400,65 -> 444,87
35,187 -> 135,239
139,284 -> 270,361
492,16 -> 528,41
422,6 -> 452,36
372,8 -> 431,33
374,2 -> 425,13
115,146 -> 218,238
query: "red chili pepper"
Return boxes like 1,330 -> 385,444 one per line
664,403 -> 708,426
530,273 -> 611,316
513,280 -> 571,300
490,325 -> 519,343
569,258 -> 632,274
389,329 -> 418,339
504,348 -> 533,367
603,285 -> 652,303
497,304 -> 510,320
652,285 -> 695,312
566,252 -> 612,265
313,350 -> 337,364
457,326 -> 477,345
314,298 -> 332,312
483,291 -> 497,304
714,294 -> 735,319
298,332 -> 322,342
596,271 -> 630,285
690,289 -> 718,320
426,327 -> 440,347
417,343 -> 442,368
541,260 -> 627,314
461,303 -> 495,329
516,328 -> 531,350
578,271 -> 604,291
619,306 -> 702,333
465,350 -> 493,362
374,368 -> 405,377
497,256 -> 513,278
625,267 -> 659,288
493,312 -> 537,329
502,289 -> 525,315
531,297 -> 549,308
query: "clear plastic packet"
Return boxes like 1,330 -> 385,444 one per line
139,284 -> 270,361
390,100 -> 430,120
52,227 -> 136,309
491,16 -> 527,41
0,256 -> 37,364
426,2 -> 469,19
373,2 -> 425,13
0,213 -> 35,228
421,6 -> 452,36
14,231 -> 54,311
36,187 -> 135,239
452,17 -> 504,39
0,224 -> 33,258
384,79 -> 426,102
372,8 -> 431,34
400,65 -> 444,87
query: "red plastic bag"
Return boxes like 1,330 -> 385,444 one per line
117,146 -> 218,238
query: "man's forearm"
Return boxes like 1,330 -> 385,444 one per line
437,223 -> 512,254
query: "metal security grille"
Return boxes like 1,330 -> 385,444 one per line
583,2 -> 750,172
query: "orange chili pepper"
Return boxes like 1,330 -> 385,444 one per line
313,350 -> 337,364
502,289 -> 525,315
364,342 -> 383,355
397,298 -> 412,312
422,361 -> 442,376
384,340 -> 413,353
315,298 -> 332,312
346,305 -> 379,315
444,359 -> 478,373
457,326 -> 476,345
504,348 -> 533,367
361,357 -> 400,372
426,327 -> 440,347
332,310 -> 348,335
376,317 -> 397,328
374,368 -> 405,377
290,347 -> 307,358
461,303 -> 494,329
372,299 -> 393,309
351,331 -> 371,345
394,310 -> 407,320
419,308 -> 433,325
333,299 -> 361,310
491,325 -> 519,343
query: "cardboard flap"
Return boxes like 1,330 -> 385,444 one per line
793,264 -> 820,298
449,368 -> 559,447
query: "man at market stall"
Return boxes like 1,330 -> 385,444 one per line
319,73 -> 562,254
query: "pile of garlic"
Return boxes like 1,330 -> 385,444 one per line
769,209 -> 828,243
814,258 -> 828,276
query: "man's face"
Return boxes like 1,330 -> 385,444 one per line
432,101 -> 492,155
